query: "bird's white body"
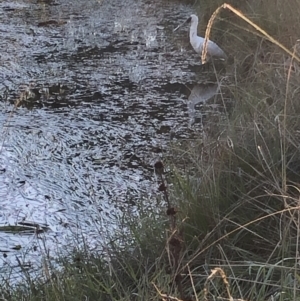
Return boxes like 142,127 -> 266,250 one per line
175,14 -> 227,60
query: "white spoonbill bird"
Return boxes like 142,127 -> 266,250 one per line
174,14 -> 227,61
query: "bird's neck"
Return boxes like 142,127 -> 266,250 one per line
189,22 -> 198,40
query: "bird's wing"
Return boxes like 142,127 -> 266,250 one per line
207,40 -> 227,58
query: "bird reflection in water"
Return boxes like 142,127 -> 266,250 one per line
187,82 -> 221,126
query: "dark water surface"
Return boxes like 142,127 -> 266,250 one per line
0,0 -> 223,279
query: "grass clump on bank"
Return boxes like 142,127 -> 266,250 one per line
167,0 -> 300,300
2,1 -> 300,300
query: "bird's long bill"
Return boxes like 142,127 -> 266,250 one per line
173,16 -> 191,32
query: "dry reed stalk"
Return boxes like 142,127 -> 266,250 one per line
152,282 -> 184,301
204,268 -> 233,301
188,264 -> 199,301
202,3 -> 300,64
281,40 -> 299,196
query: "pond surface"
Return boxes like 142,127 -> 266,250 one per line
0,0 -> 225,279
